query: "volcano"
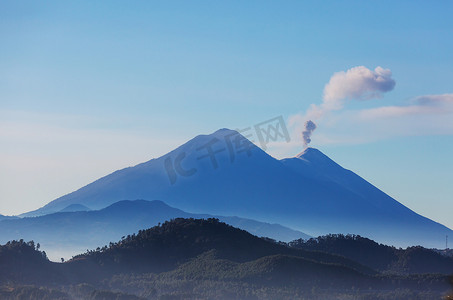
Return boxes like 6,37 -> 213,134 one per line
20,128 -> 452,248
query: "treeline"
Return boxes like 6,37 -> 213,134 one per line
0,239 -> 47,260
289,233 -> 453,275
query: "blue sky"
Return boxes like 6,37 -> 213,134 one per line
1,1 -> 453,229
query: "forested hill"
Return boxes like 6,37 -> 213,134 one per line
0,240 -> 60,285
290,234 -> 453,275
72,218 -> 373,275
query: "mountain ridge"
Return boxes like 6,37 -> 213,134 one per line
2,199 -> 310,260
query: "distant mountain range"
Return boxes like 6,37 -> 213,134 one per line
17,128 -> 452,248
0,214 -> 17,221
0,200 -> 309,260
58,203 -> 91,213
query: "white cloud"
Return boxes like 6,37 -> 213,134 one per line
322,94 -> 453,144
322,66 -> 396,111
359,94 -> 453,119
413,93 -> 453,106
359,105 -> 431,119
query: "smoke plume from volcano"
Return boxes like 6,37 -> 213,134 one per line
302,120 -> 317,148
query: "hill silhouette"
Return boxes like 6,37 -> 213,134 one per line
289,234 -> 453,275
0,240 -> 60,285
71,218 -> 372,276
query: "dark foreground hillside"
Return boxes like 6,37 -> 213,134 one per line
290,234 -> 453,275
0,218 -> 452,300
